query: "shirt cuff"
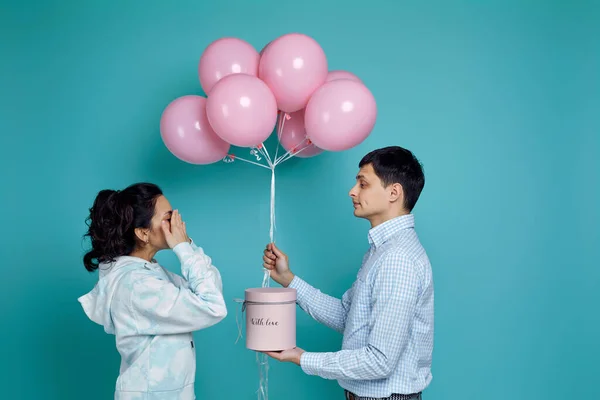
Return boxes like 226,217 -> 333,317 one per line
300,352 -> 322,376
288,275 -> 312,304
173,241 -> 194,259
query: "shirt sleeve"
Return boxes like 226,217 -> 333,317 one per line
127,241 -> 227,335
299,252 -> 418,380
289,275 -> 352,334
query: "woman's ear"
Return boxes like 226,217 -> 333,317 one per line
134,227 -> 149,244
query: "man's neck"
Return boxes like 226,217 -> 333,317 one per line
369,209 -> 409,229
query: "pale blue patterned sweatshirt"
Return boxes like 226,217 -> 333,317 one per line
78,240 -> 227,400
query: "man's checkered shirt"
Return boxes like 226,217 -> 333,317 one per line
290,214 -> 434,398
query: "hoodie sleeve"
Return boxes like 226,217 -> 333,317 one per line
160,238 -> 223,293
127,242 -> 227,335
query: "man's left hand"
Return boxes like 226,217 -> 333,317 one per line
262,347 -> 305,366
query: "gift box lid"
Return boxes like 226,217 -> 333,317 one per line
245,287 -> 297,303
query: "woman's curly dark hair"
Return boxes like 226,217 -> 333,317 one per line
83,182 -> 163,272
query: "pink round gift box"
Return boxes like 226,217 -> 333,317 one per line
244,287 -> 297,351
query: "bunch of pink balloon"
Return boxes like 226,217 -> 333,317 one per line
160,33 -> 377,165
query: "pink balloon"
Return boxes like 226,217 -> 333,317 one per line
258,33 -> 328,113
278,110 -> 324,158
198,37 -> 260,95
259,41 -> 271,56
206,73 -> 278,148
160,95 -> 230,165
304,80 -> 377,151
326,70 -> 362,83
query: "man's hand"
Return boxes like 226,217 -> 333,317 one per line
263,243 -> 295,287
262,347 -> 305,366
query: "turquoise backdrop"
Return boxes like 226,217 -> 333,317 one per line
1,1 -> 598,399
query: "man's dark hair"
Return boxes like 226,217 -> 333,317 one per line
359,146 -> 425,211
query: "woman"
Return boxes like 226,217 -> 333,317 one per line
78,182 -> 227,400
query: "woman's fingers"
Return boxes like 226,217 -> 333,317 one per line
172,210 -> 182,229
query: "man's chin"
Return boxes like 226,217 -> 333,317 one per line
353,209 -> 366,219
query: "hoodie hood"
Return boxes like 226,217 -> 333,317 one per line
78,256 -> 150,334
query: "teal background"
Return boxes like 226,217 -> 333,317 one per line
1,1 -> 598,399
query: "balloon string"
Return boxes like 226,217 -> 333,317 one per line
269,168 -> 275,247
226,155 -> 271,170
256,144 -> 274,168
275,141 -> 313,166
257,148 -> 278,399
261,145 -> 274,169
226,139 -> 288,400
273,113 -> 288,163
257,352 -> 269,400
274,113 -> 283,162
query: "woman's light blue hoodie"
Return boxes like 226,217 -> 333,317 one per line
78,241 -> 227,399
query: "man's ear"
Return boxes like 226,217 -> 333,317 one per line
389,183 -> 404,204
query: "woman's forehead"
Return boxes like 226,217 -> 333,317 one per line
155,195 -> 172,213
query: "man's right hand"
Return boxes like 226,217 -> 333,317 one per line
263,243 -> 295,287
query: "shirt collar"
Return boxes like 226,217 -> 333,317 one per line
368,214 -> 415,248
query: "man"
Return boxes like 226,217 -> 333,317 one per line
262,146 -> 434,400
